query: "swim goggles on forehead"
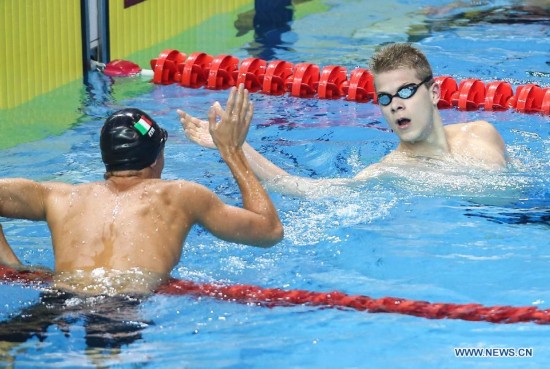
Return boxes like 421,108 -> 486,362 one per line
377,75 -> 433,106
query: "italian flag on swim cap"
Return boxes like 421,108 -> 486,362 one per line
134,115 -> 155,137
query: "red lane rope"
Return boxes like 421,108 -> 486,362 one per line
2,266 -> 549,324
157,279 -> 550,324
104,50 -> 550,115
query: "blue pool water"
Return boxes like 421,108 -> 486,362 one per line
1,1 -> 550,368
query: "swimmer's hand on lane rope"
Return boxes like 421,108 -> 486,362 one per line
178,84 -> 253,150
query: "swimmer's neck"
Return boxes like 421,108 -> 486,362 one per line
103,170 -> 160,192
396,123 -> 450,159
104,167 -> 161,184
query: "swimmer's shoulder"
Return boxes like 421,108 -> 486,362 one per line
147,179 -> 218,201
446,120 -> 507,168
445,120 -> 500,138
468,120 -> 503,141
446,120 -> 505,149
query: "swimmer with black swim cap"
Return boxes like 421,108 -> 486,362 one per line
0,85 -> 283,296
100,108 -> 168,178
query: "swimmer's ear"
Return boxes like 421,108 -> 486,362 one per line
150,156 -> 160,168
430,80 -> 440,106
150,148 -> 165,169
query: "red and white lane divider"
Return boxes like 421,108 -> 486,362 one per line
101,49 -> 550,115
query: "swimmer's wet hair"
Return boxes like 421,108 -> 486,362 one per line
100,108 -> 168,172
370,43 -> 434,82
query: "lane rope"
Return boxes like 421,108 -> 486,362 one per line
102,49 -> 550,115
2,266 -> 549,324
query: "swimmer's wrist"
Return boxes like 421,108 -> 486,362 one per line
218,146 -> 244,157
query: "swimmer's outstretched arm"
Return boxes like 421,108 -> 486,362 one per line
179,89 -> 371,197
0,224 -> 22,267
179,107 -> 290,179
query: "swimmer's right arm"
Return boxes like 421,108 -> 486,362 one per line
0,181 -> 55,272
0,178 -> 48,220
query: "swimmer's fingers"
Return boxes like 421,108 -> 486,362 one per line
228,84 -> 251,139
177,109 -> 216,149
231,86 -> 251,146
208,102 -> 223,133
232,84 -> 246,120
183,119 -> 202,145
207,104 -> 217,134
243,99 -> 254,135
208,102 -> 227,149
179,110 -> 200,131
225,84 -> 247,121
224,86 -> 238,118
176,108 -> 185,121
209,98 -> 250,149
240,85 -> 250,121
177,109 -> 192,130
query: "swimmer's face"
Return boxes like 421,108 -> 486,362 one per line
374,68 -> 439,143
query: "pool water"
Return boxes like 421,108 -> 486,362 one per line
1,0 -> 550,368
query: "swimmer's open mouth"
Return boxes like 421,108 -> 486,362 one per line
396,118 -> 411,127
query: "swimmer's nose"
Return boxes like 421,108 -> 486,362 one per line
390,97 -> 405,112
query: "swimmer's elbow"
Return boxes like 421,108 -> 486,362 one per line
272,223 -> 284,244
256,222 -> 284,248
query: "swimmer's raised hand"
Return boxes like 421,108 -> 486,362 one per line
208,84 -> 253,151
178,84 -> 253,151
177,85 -> 254,149
177,108 -> 215,149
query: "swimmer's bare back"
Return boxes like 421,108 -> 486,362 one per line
45,180 -> 191,271
35,178 -> 200,294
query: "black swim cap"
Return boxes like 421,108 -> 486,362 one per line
100,108 -> 168,171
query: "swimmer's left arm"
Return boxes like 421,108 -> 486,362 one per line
0,178 -> 48,220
